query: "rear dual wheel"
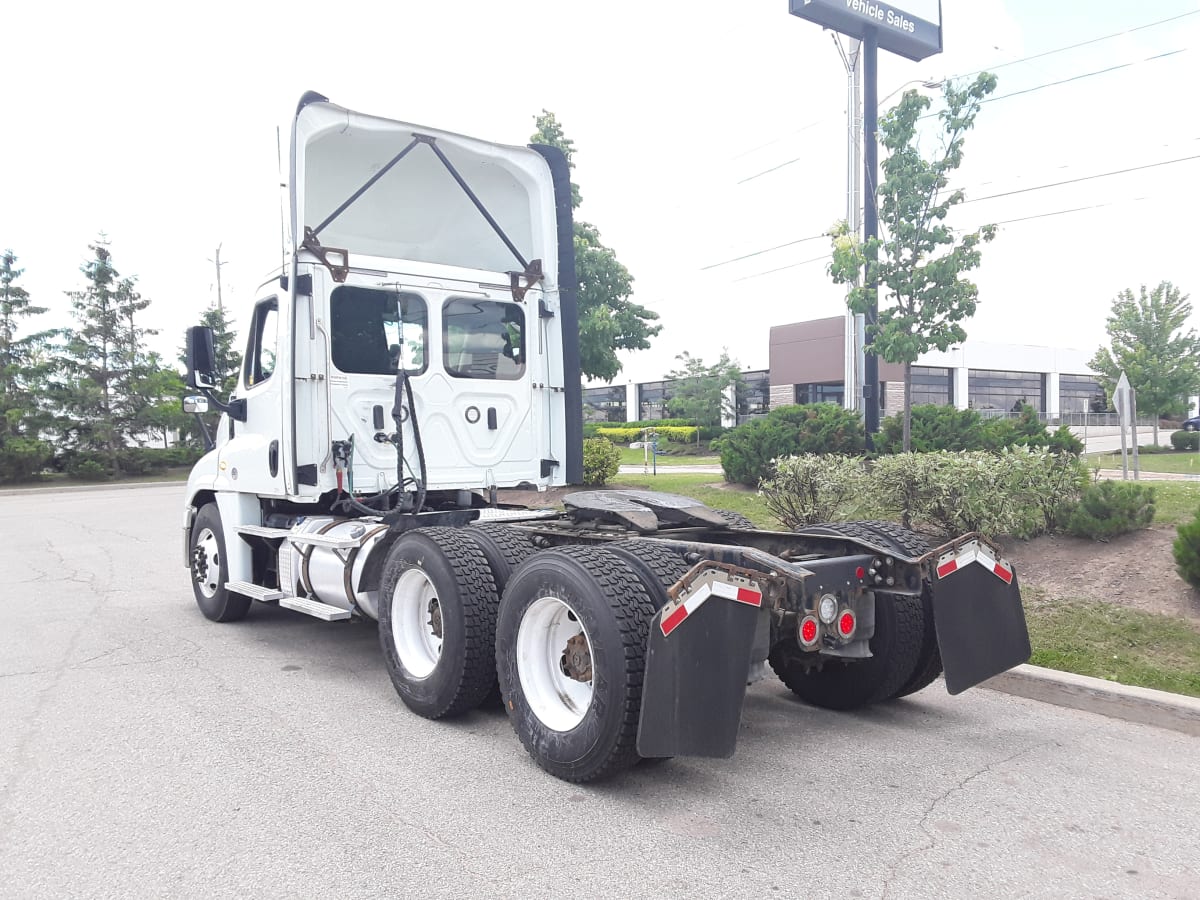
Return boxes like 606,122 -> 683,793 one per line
496,546 -> 658,782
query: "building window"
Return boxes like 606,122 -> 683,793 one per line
736,370 -> 771,422
910,366 -> 952,406
794,381 -> 845,406
583,385 -> 627,423
968,369 -> 1044,413
1060,374 -> 1108,414
638,381 -> 670,420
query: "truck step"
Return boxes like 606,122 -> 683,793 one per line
285,532 -> 366,550
225,580 -> 286,602
235,525 -> 292,541
279,596 -> 352,621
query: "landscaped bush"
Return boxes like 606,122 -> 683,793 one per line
1171,430 -> 1200,451
0,436 -> 53,483
581,438 -> 621,486
758,454 -> 867,529
716,404 -> 865,486
866,448 -> 1086,538
1173,509 -> 1200,587
1065,481 -> 1156,540
65,455 -> 111,481
595,425 -> 698,444
875,404 -> 1083,456
583,419 -> 725,442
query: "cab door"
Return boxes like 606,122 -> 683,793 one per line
216,295 -> 287,496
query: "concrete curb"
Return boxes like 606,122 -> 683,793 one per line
0,480 -> 186,497
981,664 -> 1200,738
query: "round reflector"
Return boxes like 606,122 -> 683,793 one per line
838,611 -> 856,638
800,616 -> 818,645
855,566 -> 865,580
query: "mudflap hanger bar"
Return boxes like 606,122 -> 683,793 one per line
303,131 -> 544,302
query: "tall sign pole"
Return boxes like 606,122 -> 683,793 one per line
862,28 -> 880,436
788,0 -> 944,439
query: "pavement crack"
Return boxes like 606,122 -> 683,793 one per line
880,739 -> 1060,899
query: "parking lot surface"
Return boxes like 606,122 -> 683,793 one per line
1,484 -> 1198,899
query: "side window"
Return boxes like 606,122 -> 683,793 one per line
330,286 -> 428,375
243,298 -> 278,388
443,298 -> 525,380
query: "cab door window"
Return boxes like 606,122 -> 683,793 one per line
244,297 -> 279,388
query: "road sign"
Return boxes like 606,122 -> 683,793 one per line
788,0 -> 943,62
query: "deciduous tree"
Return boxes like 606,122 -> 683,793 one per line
829,73 -> 998,451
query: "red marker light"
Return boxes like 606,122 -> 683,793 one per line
855,566 -> 865,580
800,616 -> 819,645
838,611 -> 856,638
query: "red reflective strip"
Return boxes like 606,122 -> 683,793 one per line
735,587 -> 762,606
936,559 -> 958,579
660,605 -> 688,637
993,561 -> 1014,584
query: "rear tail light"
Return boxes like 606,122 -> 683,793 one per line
799,615 -> 819,646
838,610 -> 856,638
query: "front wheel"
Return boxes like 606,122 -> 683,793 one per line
378,528 -> 499,719
496,546 -> 657,782
189,503 -> 250,622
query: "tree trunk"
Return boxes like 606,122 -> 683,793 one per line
902,361 -> 913,453
1153,417 -> 1159,448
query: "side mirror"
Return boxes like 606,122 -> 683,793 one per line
186,325 -> 218,389
182,395 -> 210,414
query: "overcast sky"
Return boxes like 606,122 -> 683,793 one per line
3,0 -> 1198,385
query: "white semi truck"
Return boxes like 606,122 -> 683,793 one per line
181,92 -> 1030,782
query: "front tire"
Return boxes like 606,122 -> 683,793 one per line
189,503 -> 250,622
379,528 -> 499,719
496,546 -> 656,782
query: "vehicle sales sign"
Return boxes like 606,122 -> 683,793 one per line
788,0 -> 942,61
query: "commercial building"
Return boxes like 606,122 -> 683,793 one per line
582,316 -> 1106,425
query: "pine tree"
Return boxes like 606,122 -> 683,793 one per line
0,250 -> 56,481
59,240 -> 155,475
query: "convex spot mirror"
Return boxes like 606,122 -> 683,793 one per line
183,396 -> 210,414
186,325 -> 218,389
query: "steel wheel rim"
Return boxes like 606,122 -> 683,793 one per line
193,527 -> 220,598
516,594 -> 594,732
391,568 -> 443,678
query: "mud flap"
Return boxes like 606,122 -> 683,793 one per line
933,564 -> 1031,695
637,596 -> 760,758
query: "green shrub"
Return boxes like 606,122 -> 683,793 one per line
716,404 -> 865,486
1173,509 -> 1200,587
1065,481 -> 1156,540
65,456 -> 112,481
0,435 -> 53,483
867,448 -> 1086,538
876,404 -> 1081,456
581,438 -> 621,486
759,454 -> 867,529
595,425 -> 697,444
1171,430 -> 1200,451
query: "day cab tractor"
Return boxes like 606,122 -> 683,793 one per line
181,92 -> 1031,783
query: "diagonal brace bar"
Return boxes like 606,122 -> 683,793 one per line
311,136 -> 422,237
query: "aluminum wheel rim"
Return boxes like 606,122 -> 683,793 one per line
391,568 -> 443,678
193,527 -> 220,598
516,595 -> 593,732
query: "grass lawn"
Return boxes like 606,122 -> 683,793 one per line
1087,449 -> 1200,475
1024,592 -> 1200,698
612,472 -> 779,529
1140,481 -> 1200,526
616,445 -> 720,467
0,469 -> 191,490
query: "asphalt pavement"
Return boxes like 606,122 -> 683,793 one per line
2,484 -> 1198,899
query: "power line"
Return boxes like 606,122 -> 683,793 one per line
701,234 -> 828,271
732,252 -> 832,283
953,8 -> 1200,79
962,154 -> 1200,205
727,9 -> 1199,166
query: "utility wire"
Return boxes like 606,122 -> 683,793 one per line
962,154 -> 1200,205
701,234 -> 828,271
727,9 -> 1199,166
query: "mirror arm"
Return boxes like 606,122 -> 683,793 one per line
198,386 -> 247,422
193,413 -> 215,453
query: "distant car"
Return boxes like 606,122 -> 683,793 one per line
1183,416 -> 1200,432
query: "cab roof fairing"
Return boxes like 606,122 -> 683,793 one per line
288,100 -> 561,290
